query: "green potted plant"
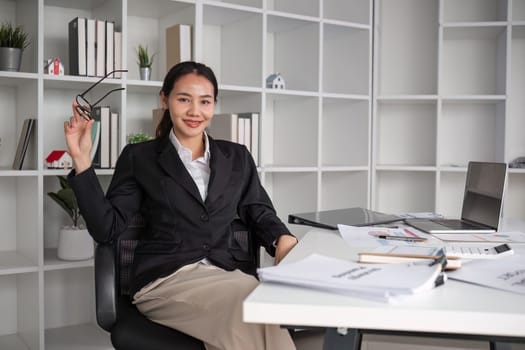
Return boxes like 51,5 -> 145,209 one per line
47,176 -> 93,260
127,131 -> 153,144
136,44 -> 156,80
0,21 -> 30,72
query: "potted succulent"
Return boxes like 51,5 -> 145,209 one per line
47,175 -> 93,260
136,44 -> 156,80
0,22 -> 30,72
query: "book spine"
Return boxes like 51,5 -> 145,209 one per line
86,19 -> 96,77
95,19 -> 106,77
105,21 -> 115,76
110,112 -> 119,168
166,24 -> 192,70
92,106 -> 111,168
68,17 -> 86,76
114,31 -> 122,78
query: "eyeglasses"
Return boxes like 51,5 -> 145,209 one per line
75,69 -> 128,120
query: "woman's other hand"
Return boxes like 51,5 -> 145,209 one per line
274,235 -> 298,265
64,101 -> 94,173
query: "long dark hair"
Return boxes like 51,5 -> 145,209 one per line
156,61 -> 218,139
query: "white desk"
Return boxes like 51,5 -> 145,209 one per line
243,228 -> 525,349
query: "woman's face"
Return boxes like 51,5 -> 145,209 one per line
161,72 -> 215,143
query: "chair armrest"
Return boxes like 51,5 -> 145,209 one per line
94,243 -> 117,331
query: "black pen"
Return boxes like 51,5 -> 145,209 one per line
377,235 -> 427,242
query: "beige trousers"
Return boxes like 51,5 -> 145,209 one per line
133,262 -> 296,350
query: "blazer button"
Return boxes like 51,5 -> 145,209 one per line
200,213 -> 209,222
202,243 -> 210,251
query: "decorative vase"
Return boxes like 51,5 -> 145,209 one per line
0,47 -> 23,72
57,227 -> 94,261
139,67 -> 151,80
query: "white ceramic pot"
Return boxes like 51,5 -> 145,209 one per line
57,227 -> 94,261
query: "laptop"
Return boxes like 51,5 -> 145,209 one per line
405,161 -> 508,234
288,207 -> 401,230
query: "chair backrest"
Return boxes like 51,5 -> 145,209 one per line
115,215 -> 259,296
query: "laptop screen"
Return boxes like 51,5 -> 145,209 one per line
461,162 -> 507,229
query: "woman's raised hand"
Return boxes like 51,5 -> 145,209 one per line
64,101 -> 94,173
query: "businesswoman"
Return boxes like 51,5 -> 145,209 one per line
64,61 -> 297,350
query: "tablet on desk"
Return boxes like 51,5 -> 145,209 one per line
288,207 -> 401,230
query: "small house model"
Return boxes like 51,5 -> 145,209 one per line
46,150 -> 72,169
266,73 -> 286,89
44,57 -> 64,76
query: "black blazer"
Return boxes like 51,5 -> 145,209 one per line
69,135 -> 292,296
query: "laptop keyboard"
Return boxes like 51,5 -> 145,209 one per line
432,219 -> 485,230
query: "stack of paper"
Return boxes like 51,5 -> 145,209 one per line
449,255 -> 525,295
258,254 -> 446,303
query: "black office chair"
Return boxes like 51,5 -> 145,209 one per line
94,214 -> 259,350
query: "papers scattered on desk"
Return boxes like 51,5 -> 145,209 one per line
449,255 -> 525,295
257,253 -> 446,303
435,231 -> 525,243
338,224 -> 429,247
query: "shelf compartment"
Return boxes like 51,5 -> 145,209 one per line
263,171 -> 318,224
45,323 -> 111,350
44,0 -> 123,77
0,0 -> 38,74
126,89 -> 161,139
376,0 -> 438,95
507,26 -> 525,162
513,0 -> 525,21
42,85 -> 123,163
323,24 -> 370,95
438,171 -> 467,217
374,170 -> 436,214
324,0 -> 370,25
0,273 -> 40,350
127,0 -> 195,81
263,93 -> 318,167
375,101 -> 437,166
267,0 -> 318,18
44,248 -> 93,271
321,170 -> 368,210
442,0 -> 508,22
202,5 -> 262,88
322,98 -> 369,167
0,177 -> 39,271
215,90 -> 262,115
439,101 -> 505,167
44,268 -> 96,331
0,80 -> 38,170
266,15 -> 319,92
441,26 -> 507,95
505,173 -> 525,219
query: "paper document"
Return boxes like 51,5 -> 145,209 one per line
258,253 -> 445,303
435,231 -> 525,243
338,224 -> 429,247
449,256 -> 525,295
399,212 -> 444,219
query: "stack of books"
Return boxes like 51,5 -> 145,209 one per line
91,106 -> 120,169
207,112 -> 259,165
69,17 -> 122,77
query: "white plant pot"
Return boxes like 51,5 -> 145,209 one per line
57,227 -> 94,261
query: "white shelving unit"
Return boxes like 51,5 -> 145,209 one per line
373,0 -> 525,219
0,0 -> 372,348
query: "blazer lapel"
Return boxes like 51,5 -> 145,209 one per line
156,136 -> 203,204
206,137 -> 233,206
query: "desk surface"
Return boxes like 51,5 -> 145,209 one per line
243,228 -> 525,338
